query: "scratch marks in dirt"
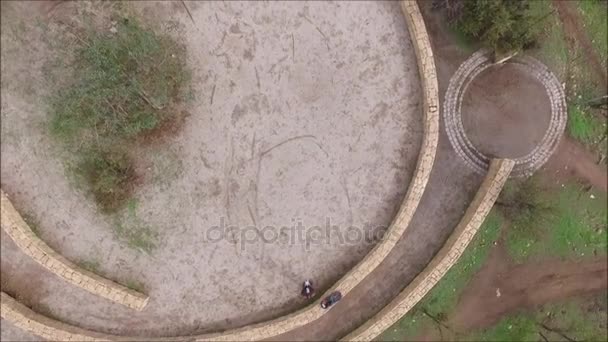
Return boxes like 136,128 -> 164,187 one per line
260,135 -> 329,159
180,1 -> 196,27
254,67 -> 261,90
302,15 -> 330,51
209,75 -> 217,106
219,133 -> 331,256
291,33 -> 295,61
341,176 -> 353,228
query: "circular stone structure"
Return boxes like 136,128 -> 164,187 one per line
444,50 -> 567,177
0,1 -> 423,338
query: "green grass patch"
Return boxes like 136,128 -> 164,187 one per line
465,314 -> 539,341
567,104 -> 605,144
464,294 -> 608,341
378,210 -> 503,341
577,0 -> 608,70
50,17 -> 189,143
527,0 -> 570,78
78,149 -> 136,213
113,198 -> 158,254
49,15 -> 190,212
500,178 -> 607,262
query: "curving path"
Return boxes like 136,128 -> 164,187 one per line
343,158 -> 514,341
0,191 -> 149,311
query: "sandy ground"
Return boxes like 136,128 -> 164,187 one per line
271,2 -> 488,340
1,0 -> 423,338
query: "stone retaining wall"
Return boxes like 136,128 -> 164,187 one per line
1,292 -> 117,342
0,1 -> 439,339
342,158 -> 515,341
0,191 -> 149,311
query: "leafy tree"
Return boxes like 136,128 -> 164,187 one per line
434,0 -> 541,54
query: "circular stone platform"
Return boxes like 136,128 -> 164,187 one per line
0,1 -> 422,337
444,50 -> 567,177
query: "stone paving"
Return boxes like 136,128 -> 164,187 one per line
443,50 -> 567,177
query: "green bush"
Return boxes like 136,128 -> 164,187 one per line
51,17 -> 189,143
437,0 -> 544,54
49,16 -> 190,212
78,149 -> 135,213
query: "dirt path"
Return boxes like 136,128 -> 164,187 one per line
450,245 -> 607,331
544,137 -> 607,192
553,0 -> 607,93
415,241 -> 607,341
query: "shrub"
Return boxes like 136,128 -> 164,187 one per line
49,15 -> 190,212
435,0 -> 543,54
78,149 -> 135,213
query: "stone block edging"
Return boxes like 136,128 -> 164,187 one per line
342,158 -> 515,341
0,191 -> 149,311
1,292 -> 117,342
0,0 -> 439,340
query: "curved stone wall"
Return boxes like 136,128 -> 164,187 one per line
342,158 -> 515,341
0,0 -> 439,340
1,292 -> 117,342
0,191 -> 149,311
0,159 -> 513,342
197,0 -> 440,339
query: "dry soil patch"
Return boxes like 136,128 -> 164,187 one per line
1,0 -> 422,337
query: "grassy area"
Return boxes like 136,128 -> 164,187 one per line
527,0 -> 569,79
78,149 -> 136,213
113,199 -> 158,254
378,211 -> 503,341
465,294 -> 608,341
378,179 -> 606,340
567,104 -> 606,145
499,178 -> 607,262
526,0 -> 607,157
49,15 -> 190,212
577,0 -> 608,71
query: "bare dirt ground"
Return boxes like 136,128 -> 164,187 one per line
272,119 -> 483,342
1,1 -> 605,341
544,137 -> 608,192
272,2 -> 487,340
450,241 -> 607,332
414,235 -> 607,341
1,0 -> 429,339
462,63 -> 552,159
